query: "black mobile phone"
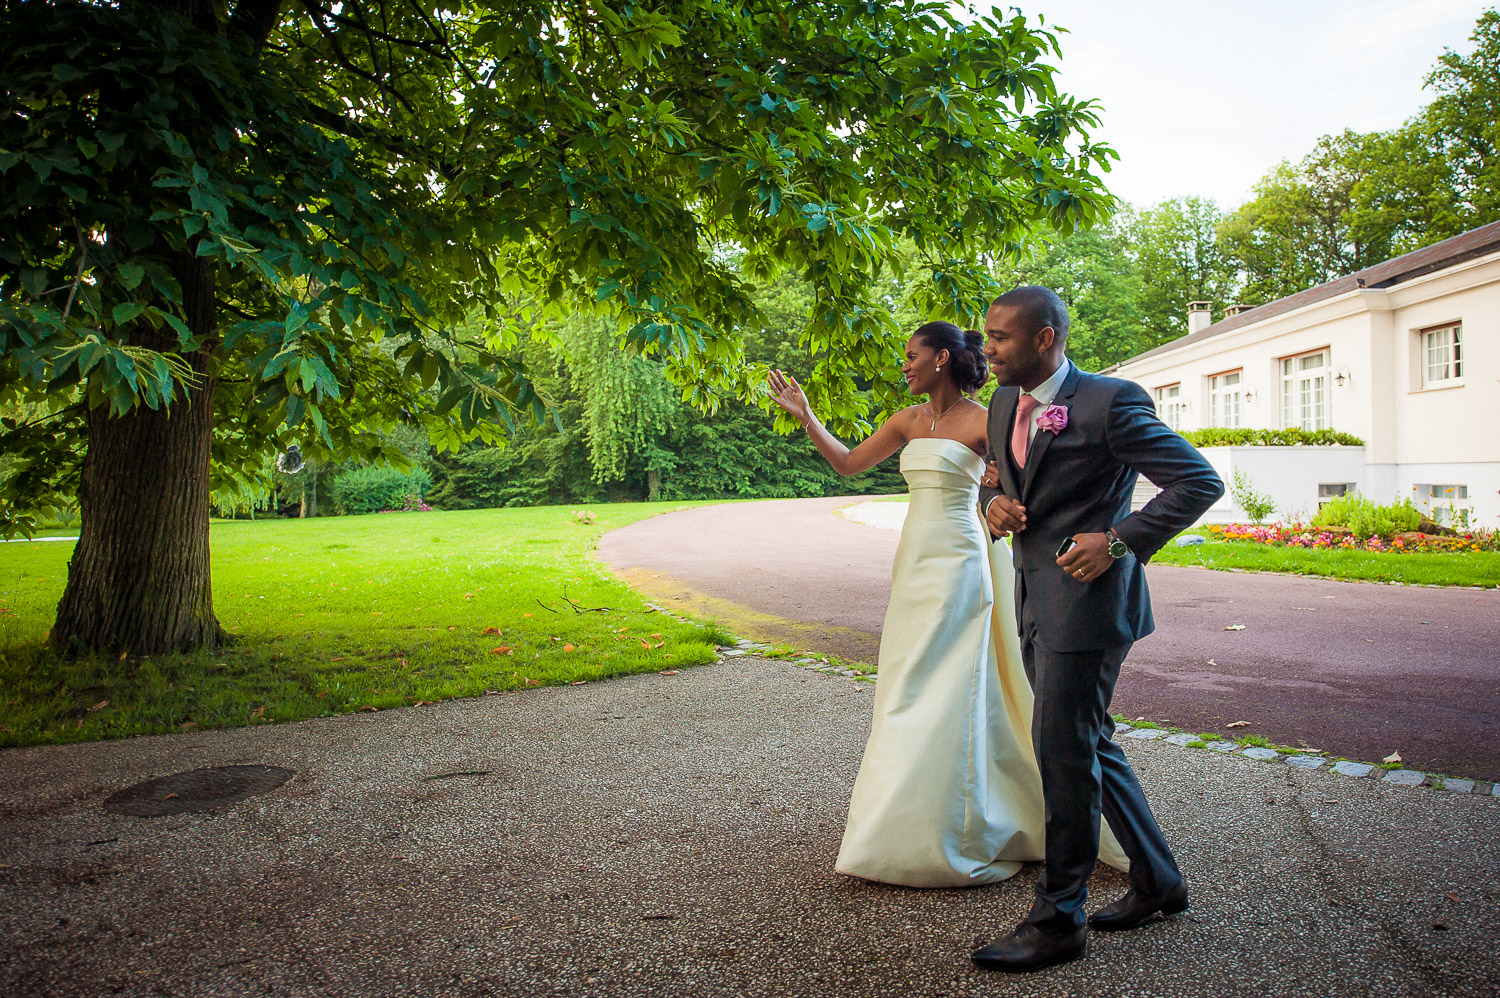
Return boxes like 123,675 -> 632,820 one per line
1056,536 -> 1077,558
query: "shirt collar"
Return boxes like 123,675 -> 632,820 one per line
1025,358 -> 1070,408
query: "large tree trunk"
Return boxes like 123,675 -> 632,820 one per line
51,253 -> 224,655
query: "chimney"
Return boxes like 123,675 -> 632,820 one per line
1187,301 -> 1213,334
1224,303 -> 1253,318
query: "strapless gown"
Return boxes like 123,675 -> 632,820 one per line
834,437 -> 1128,886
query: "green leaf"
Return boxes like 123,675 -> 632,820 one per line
115,263 -> 145,289
111,302 -> 145,325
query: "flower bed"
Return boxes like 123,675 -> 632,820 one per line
1203,523 -> 1500,553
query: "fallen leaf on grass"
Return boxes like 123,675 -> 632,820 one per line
118,652 -> 128,662
463,592 -> 475,599
660,670 -> 680,676
250,706 -> 265,719
88,700 -> 108,712
570,680 -> 587,686
360,705 -> 379,713
1226,721 -> 1251,728
180,722 -> 195,730
330,657 -> 345,662
412,701 -> 435,708
1384,751 -> 1402,764
490,646 -> 513,655
484,627 -> 501,635
447,626 -> 456,632
1224,624 -> 1246,631
523,613 -> 533,618
650,633 -> 662,639
563,643 -> 576,653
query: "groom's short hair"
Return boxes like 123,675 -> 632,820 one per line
991,286 -> 1069,342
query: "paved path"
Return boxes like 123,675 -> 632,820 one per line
599,498 -> 1500,780
1,658 -> 1496,997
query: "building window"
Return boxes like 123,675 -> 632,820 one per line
1318,483 -> 1354,506
1208,370 -> 1243,428
1155,384 -> 1183,430
1421,323 -> 1463,386
1416,484 -> 1469,526
1281,350 -> 1329,431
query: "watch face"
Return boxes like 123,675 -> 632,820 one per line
1109,538 -> 1128,558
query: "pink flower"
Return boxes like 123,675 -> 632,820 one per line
1036,404 -> 1069,433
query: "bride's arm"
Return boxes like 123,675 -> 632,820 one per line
767,369 -> 909,477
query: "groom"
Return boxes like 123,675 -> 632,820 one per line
973,286 -> 1223,972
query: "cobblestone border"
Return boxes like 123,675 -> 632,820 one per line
645,603 -> 1497,799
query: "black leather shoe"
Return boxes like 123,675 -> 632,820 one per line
971,924 -> 1087,973
1087,879 -> 1189,931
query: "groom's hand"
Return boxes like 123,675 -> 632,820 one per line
984,495 -> 1027,538
1056,532 -> 1113,583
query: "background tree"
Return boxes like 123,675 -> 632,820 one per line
1,0 -> 1113,654
992,221 -> 1148,370
1121,197 -> 1238,342
1218,133 -> 1389,304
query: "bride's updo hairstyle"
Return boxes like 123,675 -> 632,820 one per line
914,321 -> 988,395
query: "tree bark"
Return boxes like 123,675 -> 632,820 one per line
51,253 -> 225,655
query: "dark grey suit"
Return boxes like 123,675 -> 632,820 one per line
979,362 -> 1223,933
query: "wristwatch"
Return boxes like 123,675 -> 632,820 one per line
1105,528 -> 1131,559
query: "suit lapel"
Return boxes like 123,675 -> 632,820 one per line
992,387 -> 1022,498
1021,363 -> 1082,499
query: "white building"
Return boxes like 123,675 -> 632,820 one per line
1108,221 -> 1500,529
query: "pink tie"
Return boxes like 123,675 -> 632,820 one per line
1011,394 -> 1041,467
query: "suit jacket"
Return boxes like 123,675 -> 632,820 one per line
979,364 -> 1224,652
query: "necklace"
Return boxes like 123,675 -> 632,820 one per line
927,396 -> 964,431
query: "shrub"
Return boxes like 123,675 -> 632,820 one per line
1312,494 -> 1421,540
329,465 -> 434,516
1181,428 -> 1364,447
1229,468 -> 1277,525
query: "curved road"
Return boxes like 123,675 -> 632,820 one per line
601,497 -> 1500,781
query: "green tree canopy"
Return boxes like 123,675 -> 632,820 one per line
1,0 -> 1114,653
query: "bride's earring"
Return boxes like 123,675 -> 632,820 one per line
935,366 -> 941,372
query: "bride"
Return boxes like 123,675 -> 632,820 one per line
767,321 -> 1126,886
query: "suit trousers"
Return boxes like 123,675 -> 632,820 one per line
1018,598 -> 1183,933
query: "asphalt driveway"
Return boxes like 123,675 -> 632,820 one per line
599,498 -> 1500,780
2,657 -> 1497,997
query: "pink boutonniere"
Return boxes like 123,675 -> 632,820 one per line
1036,404 -> 1069,434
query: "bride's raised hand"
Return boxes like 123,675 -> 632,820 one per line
766,369 -> 812,425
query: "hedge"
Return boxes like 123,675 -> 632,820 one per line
1180,428 -> 1364,447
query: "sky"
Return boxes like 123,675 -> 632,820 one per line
996,0 -> 1491,209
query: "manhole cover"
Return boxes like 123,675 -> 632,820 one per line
103,765 -> 294,817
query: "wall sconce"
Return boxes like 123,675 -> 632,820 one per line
1334,365 -> 1352,387
1243,386 -> 1258,403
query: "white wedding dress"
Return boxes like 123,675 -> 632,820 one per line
835,437 -> 1128,887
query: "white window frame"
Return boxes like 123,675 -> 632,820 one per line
1421,323 -> 1463,387
1207,370 -> 1243,429
1154,383 -> 1183,431
1317,483 -> 1355,506
1281,349 -> 1330,431
1415,483 -> 1469,526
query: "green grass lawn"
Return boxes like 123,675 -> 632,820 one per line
1151,536 -> 1500,588
0,503 -> 729,748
